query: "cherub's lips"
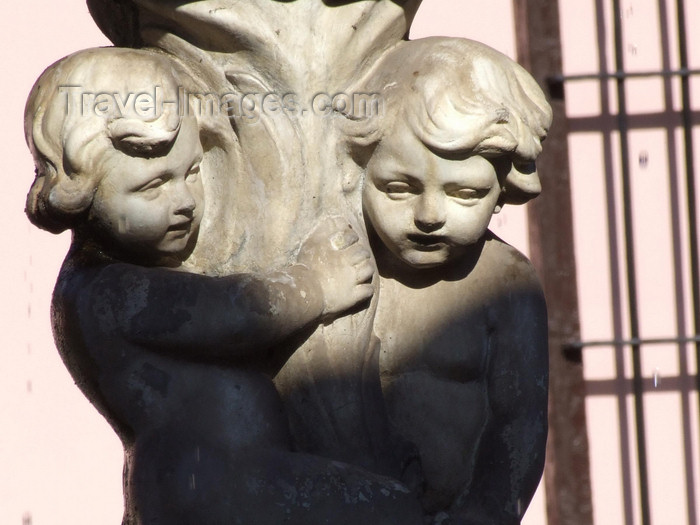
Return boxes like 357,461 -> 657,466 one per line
167,220 -> 192,236
406,233 -> 449,251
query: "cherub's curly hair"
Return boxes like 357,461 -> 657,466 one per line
25,47 -> 185,233
342,37 -> 553,205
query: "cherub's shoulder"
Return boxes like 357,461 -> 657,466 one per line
477,234 -> 547,330
56,255 -> 133,291
479,232 -> 541,288
54,254 -> 152,317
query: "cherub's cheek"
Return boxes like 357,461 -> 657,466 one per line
388,208 -> 411,231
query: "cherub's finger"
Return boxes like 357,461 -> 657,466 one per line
353,283 -> 375,302
348,247 -> 371,265
355,261 -> 375,283
330,228 -> 359,250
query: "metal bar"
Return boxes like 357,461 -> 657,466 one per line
676,0 -> 700,440
550,67 -> 700,83
567,111 -> 697,133
661,0 -> 699,522
593,0 -> 635,520
586,375 -> 697,397
565,335 -> 700,350
610,0 -> 652,523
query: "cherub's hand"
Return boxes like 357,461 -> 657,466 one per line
297,216 -> 374,318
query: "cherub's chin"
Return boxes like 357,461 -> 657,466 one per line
400,248 -> 450,269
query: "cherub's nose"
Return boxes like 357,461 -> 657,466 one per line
173,182 -> 196,216
414,192 -> 446,232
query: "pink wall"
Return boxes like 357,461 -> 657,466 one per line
561,1 -> 700,524
1,5 -> 119,524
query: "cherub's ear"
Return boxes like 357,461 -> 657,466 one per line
337,110 -> 383,195
341,159 -> 366,195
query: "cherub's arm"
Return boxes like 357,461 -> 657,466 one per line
78,218 -> 373,361
450,277 -> 548,525
85,262 -> 323,360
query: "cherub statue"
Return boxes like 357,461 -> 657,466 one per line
343,37 -> 552,524
25,47 -> 424,525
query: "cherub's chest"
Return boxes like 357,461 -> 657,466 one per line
375,281 -> 492,384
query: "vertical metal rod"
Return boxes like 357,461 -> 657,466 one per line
675,0 -> 700,440
593,0 -> 636,520
610,0 -> 652,523
658,0 -> 699,522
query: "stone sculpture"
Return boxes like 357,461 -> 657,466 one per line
25,2 -> 551,524
345,38 -> 551,521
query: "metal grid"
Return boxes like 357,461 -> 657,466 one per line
555,0 -> 700,523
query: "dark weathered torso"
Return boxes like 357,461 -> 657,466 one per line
374,235 -> 538,511
52,256 -> 292,448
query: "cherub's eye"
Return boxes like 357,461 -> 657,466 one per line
138,177 -> 167,193
382,181 -> 416,199
186,164 -> 201,182
449,187 -> 490,203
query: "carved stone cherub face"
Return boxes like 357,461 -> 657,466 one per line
363,118 -> 507,269
89,115 -> 204,262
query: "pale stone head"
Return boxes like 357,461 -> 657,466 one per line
25,48 -> 204,264
344,37 -> 552,268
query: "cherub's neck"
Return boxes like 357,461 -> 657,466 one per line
369,228 -> 488,289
